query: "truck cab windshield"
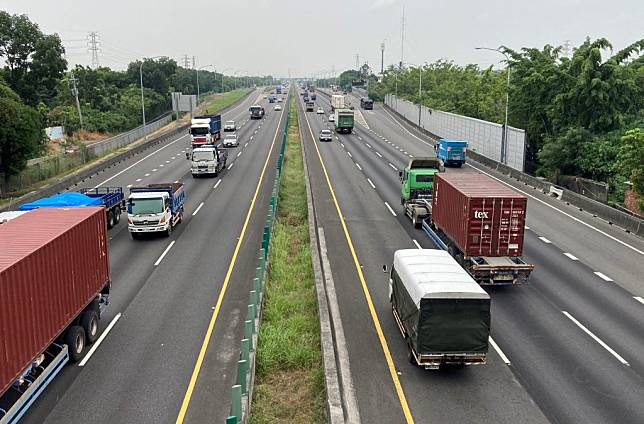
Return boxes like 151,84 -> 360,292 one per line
128,198 -> 164,215
192,151 -> 215,162
190,127 -> 209,136
415,174 -> 434,183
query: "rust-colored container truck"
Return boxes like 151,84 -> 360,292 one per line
424,172 -> 534,285
0,207 -> 111,423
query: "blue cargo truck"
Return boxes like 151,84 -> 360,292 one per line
435,139 -> 468,167
127,183 -> 185,238
19,187 -> 126,229
190,115 -> 222,147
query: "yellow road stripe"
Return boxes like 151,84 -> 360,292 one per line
299,98 -> 415,423
175,102 -> 286,423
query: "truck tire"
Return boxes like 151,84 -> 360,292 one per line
165,224 -> 172,237
130,232 -> 139,240
80,310 -> 99,344
114,207 -> 121,224
412,214 -> 421,228
406,340 -> 416,366
65,325 -> 86,362
107,210 -> 115,229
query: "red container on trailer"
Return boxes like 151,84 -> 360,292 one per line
0,207 -> 111,397
432,172 -> 527,257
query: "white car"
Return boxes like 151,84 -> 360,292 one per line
317,107 -> 324,114
319,129 -> 333,142
224,120 -> 236,131
328,114 -> 335,122
274,104 -> 282,111
277,97 -> 283,102
223,133 -> 239,147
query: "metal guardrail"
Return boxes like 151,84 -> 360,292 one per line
226,101 -> 290,424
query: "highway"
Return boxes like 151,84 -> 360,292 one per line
20,89 -> 289,424
299,89 -> 644,424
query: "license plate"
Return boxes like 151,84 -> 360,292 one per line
494,274 -> 514,281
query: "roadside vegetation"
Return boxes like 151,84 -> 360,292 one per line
320,38 -> 644,208
251,97 -> 325,424
0,10 -> 273,182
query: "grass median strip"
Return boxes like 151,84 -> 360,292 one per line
251,98 -> 325,424
200,89 -> 251,114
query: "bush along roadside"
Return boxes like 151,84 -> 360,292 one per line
226,96 -> 325,424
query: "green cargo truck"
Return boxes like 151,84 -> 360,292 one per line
399,157 -> 444,227
334,108 -> 354,134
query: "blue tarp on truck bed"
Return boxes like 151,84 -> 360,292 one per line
19,193 -> 103,210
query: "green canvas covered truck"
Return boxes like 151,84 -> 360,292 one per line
389,249 -> 490,369
334,108 -> 354,134
399,157 -> 444,227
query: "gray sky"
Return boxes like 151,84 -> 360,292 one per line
1,0 -> 642,77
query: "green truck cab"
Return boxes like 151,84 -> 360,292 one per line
334,108 -> 354,134
399,157 -> 444,227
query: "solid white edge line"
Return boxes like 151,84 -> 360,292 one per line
412,239 -> 422,249
192,202 -> 205,216
562,311 -> 629,365
154,240 -> 176,266
367,178 -> 376,189
563,252 -> 579,261
539,236 -> 552,244
594,271 -> 614,282
384,201 -> 397,217
78,313 -> 122,367
489,336 -> 511,365
213,179 -> 222,189
634,296 -> 644,305
381,104 -> 644,257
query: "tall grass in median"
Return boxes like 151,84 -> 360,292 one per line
251,97 -> 325,424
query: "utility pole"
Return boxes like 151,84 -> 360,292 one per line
400,6 -> 405,69
68,70 -> 84,129
87,32 -> 100,69
381,42 -> 385,74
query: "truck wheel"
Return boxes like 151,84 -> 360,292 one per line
412,215 -> 421,228
130,232 -> 139,240
80,310 -> 100,344
114,207 -> 121,224
407,341 -> 416,366
107,210 -> 115,229
65,325 -> 86,362
166,224 -> 173,237
448,246 -> 457,258
455,253 -> 464,266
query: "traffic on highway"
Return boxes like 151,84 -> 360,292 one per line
1,2 -> 643,424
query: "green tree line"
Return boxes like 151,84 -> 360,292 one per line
367,38 -> 644,207
0,10 -> 273,179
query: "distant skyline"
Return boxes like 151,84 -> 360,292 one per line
1,0 -> 642,77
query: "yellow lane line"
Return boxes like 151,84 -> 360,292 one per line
298,98 -> 415,423
175,101 -> 286,423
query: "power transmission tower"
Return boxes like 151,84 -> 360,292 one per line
182,54 -> 190,68
192,56 -> 196,69
355,54 -> 360,70
68,70 -> 84,129
400,6 -> 405,69
87,31 -> 100,69
562,40 -> 572,58
381,42 -> 385,74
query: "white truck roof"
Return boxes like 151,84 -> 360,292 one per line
128,191 -> 168,199
393,249 -> 489,304
191,118 -> 211,125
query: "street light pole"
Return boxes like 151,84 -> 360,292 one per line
139,56 -> 165,140
476,46 -> 511,164
418,64 -> 423,127
197,64 -> 214,104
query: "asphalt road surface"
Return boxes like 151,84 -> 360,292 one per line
299,89 -> 644,424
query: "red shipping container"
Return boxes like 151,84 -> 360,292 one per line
0,207 -> 110,397
432,172 -> 527,257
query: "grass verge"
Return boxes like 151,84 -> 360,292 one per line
250,97 -> 325,424
200,88 -> 252,114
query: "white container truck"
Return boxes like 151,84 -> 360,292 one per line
331,94 -> 345,112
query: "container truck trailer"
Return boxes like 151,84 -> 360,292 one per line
410,172 -> 534,285
0,207 -> 111,423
